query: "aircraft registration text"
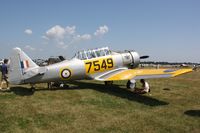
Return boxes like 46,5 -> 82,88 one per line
84,57 -> 114,74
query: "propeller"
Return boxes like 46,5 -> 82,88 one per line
140,55 -> 149,59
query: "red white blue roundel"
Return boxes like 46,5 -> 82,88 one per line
61,69 -> 71,79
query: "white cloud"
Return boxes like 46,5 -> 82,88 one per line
44,25 -> 77,41
41,35 -> 49,40
76,34 -> 91,41
81,34 -> 92,40
45,25 -> 65,40
56,41 -> 69,49
43,25 -> 108,49
24,45 -> 35,51
94,25 -> 109,37
39,48 -> 43,52
65,26 -> 76,35
24,29 -> 32,35
58,41 -> 65,46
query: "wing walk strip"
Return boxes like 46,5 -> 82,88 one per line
94,68 -> 127,81
98,68 -> 193,81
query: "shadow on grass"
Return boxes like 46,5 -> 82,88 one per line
10,87 -> 34,96
67,81 -> 169,107
9,81 -> 169,106
184,110 -> 200,117
163,88 -> 171,91
10,86 -> 68,96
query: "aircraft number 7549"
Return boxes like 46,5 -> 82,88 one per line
85,58 -> 114,73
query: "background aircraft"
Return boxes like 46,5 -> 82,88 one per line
8,47 -> 192,91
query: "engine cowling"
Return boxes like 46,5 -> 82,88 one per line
121,50 -> 140,68
130,51 -> 140,68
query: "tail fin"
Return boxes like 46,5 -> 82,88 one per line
8,47 -> 39,84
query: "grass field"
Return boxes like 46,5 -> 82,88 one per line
0,71 -> 199,133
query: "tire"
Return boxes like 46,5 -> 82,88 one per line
127,80 -> 136,90
31,87 -> 35,92
104,81 -> 113,85
126,80 -> 131,89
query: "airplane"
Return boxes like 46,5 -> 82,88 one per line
8,47 -> 193,91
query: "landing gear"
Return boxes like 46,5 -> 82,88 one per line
47,82 -> 54,89
48,82 -> 69,89
30,84 -> 36,92
104,81 -> 113,85
60,83 -> 69,88
127,79 -> 136,91
31,87 -> 35,92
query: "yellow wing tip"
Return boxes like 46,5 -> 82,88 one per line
172,68 -> 193,77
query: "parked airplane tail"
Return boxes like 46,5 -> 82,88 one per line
8,47 -> 39,84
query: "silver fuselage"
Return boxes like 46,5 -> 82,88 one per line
24,51 -> 140,84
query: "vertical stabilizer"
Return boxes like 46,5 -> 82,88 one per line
8,47 -> 39,84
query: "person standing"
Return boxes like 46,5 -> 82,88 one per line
0,59 -> 9,90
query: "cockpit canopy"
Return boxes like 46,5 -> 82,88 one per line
75,47 -> 111,60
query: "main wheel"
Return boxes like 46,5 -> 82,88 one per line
104,81 -> 113,85
126,80 -> 136,90
63,84 -> 69,88
31,87 -> 35,92
47,82 -> 52,89
126,80 -> 131,89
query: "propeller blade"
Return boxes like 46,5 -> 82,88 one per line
140,55 -> 149,59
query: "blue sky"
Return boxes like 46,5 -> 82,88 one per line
0,0 -> 199,62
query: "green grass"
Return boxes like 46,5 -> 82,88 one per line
0,71 -> 200,133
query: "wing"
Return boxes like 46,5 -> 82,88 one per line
94,68 -> 193,81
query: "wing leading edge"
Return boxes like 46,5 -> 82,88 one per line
95,68 -> 193,81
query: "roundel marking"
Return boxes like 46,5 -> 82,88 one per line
163,69 -> 177,73
60,68 -> 71,79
